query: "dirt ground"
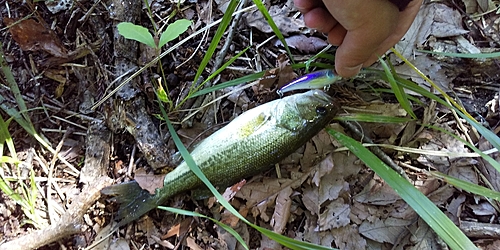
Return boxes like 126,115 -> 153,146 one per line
1,0 -> 500,249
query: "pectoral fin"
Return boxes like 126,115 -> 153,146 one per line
238,112 -> 269,138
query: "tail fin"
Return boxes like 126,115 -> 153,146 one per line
101,181 -> 158,228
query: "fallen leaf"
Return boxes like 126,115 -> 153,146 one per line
318,200 -> 350,230
311,154 -> 335,187
186,236 -> 203,250
359,217 -> 412,244
5,18 -> 68,58
244,6 -> 305,35
220,209 -> 241,227
468,202 -> 497,216
407,218 -> 439,250
137,216 -> 158,245
235,178 -> 282,221
447,194 -> 466,221
354,176 -> 401,205
274,35 -> 328,53
270,186 -> 293,233
427,4 -> 469,38
134,168 -> 166,194
331,225 -> 367,250
223,179 -> 247,201
162,218 -> 193,239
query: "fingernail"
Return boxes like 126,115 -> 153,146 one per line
342,64 -> 363,77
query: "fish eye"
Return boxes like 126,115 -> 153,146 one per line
316,106 -> 327,115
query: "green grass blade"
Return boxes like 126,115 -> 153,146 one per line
190,71 -> 266,98
430,171 -> 500,201
0,114 -> 18,161
188,47 -> 249,100
428,124 -> 500,173
391,48 -> 474,120
0,43 -> 32,123
193,0 -> 239,85
417,50 -> 500,59
327,128 -> 477,250
378,59 -> 416,119
334,114 -> 413,123
0,156 -> 21,164
252,0 -> 294,64
0,173 -> 29,213
395,77 -> 500,153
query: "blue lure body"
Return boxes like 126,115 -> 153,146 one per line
277,69 -> 342,96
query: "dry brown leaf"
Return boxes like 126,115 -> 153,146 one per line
301,214 -> 336,246
449,165 -> 479,185
5,18 -> 68,58
407,218 -> 439,250
354,176 -> 401,205
186,236 -> 203,250
359,217 -> 412,244
221,209 -> 241,227
276,58 -> 297,89
244,6 -> 305,35
330,152 -> 364,177
270,186 -> 293,233
217,219 -> 250,250
318,200 -> 350,230
235,178 -> 283,221
300,141 -> 318,169
162,218 -> 193,240
108,239 -> 130,250
319,175 -> 348,205
331,225 -> 367,250
223,179 -> 247,201
137,216 -> 158,245
260,235 -> 282,250
274,35 -> 328,53
428,4 -> 469,38
134,168 -> 166,194
302,186 -> 320,216
468,202 -> 497,216
447,194 -> 466,221
311,154 -> 335,187
417,124 -> 469,172
485,239 -> 500,250
312,130 -> 335,156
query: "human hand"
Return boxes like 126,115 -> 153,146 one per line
294,0 -> 423,77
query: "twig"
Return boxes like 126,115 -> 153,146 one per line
47,128 -> 73,224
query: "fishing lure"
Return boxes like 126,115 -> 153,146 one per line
277,69 -> 342,96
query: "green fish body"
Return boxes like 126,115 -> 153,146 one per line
102,90 -> 338,227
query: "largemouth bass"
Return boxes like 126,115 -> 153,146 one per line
102,90 -> 338,227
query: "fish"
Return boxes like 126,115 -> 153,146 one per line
277,69 -> 342,96
101,90 -> 339,228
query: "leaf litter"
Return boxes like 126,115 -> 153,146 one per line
1,0 -> 500,249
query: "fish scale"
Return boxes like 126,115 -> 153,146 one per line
102,90 -> 339,228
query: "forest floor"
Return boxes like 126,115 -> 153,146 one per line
1,0 -> 500,249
